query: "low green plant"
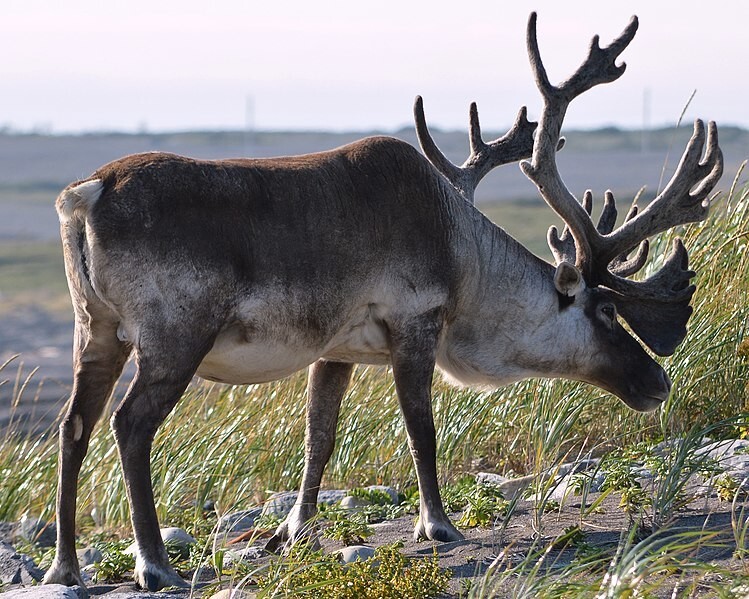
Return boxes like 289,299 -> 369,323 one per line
717,474 -> 741,502
357,502 -> 409,524
349,487 -> 393,506
91,539 -> 135,583
255,512 -> 284,530
456,483 -> 508,528
322,516 -> 373,546
252,542 -> 449,598
441,476 -> 478,512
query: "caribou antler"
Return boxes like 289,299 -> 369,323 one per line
413,96 -> 561,204
520,12 -> 724,356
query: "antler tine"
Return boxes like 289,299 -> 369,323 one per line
468,102 -> 487,157
601,120 -> 724,266
414,95 -> 550,205
597,192 -> 650,276
547,190 -> 593,264
414,95 -> 466,192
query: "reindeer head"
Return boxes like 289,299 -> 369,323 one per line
415,13 -> 723,411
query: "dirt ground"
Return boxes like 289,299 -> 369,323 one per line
64,490 -> 743,598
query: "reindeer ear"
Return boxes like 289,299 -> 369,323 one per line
554,262 -> 585,297
603,289 -> 695,357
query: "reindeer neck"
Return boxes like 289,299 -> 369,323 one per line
438,211 -> 561,388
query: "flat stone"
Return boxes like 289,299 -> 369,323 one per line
88,592 -> 187,599
221,546 -> 264,567
124,527 -> 196,555
161,527 -> 196,548
340,496 -> 369,510
334,544 -> 376,564
476,472 -> 509,487
208,589 -> 257,599
0,584 -> 84,599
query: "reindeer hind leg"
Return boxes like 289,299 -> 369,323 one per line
44,316 -> 130,588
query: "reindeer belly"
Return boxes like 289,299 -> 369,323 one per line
196,303 -> 391,384
197,326 -> 321,384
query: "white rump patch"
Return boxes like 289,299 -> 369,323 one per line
57,179 -> 104,223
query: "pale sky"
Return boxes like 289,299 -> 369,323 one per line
1,0 -> 747,133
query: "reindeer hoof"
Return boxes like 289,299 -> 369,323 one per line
43,560 -> 87,590
134,560 -> 187,592
413,516 -> 465,542
264,534 -> 284,554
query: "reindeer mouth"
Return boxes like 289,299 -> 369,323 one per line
623,370 -> 671,412
610,368 -> 671,413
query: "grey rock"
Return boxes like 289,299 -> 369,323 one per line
697,439 -> 749,487
0,584 -> 84,599
76,547 -> 102,569
0,540 -> 44,585
15,516 -> 57,547
86,592 -> 187,599
217,509 -> 262,535
334,544 -> 376,564
556,459 -> 600,478
479,459 -> 602,501
124,527 -> 196,556
339,496 -> 369,510
161,527 -> 196,549
476,472 -> 510,487
261,490 -> 347,518
0,521 -> 15,543
653,437 -> 713,457
222,546 -> 264,567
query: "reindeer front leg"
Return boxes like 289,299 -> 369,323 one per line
389,310 -> 463,542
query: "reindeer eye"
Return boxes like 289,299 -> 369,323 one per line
601,304 -> 616,323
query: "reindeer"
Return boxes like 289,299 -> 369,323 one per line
44,13 -> 722,591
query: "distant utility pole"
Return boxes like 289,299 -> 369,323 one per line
244,95 -> 255,156
641,88 -> 651,154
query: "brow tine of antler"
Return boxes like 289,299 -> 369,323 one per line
602,120 -> 723,263
602,239 -> 694,302
609,240 -> 649,277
